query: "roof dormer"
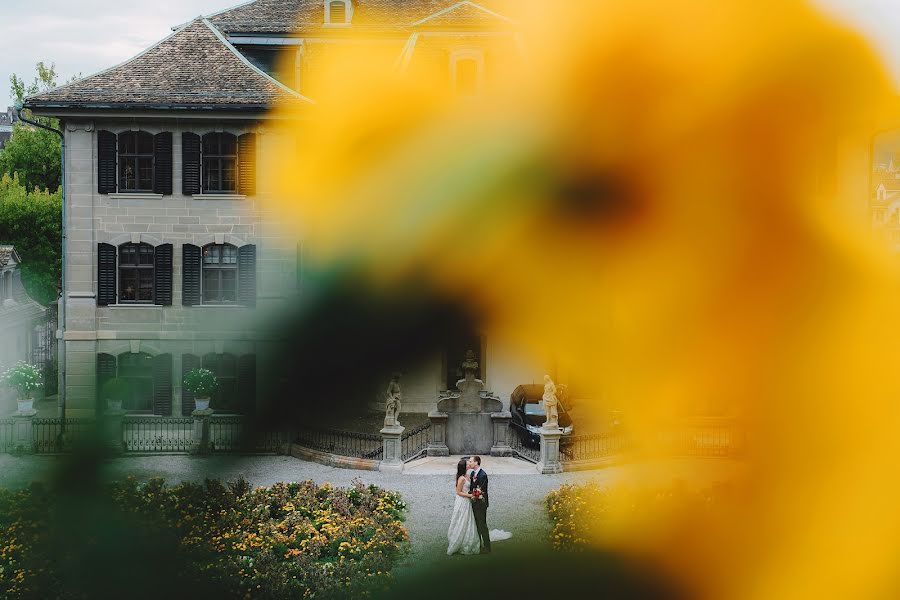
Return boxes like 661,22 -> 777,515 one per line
325,0 -> 352,26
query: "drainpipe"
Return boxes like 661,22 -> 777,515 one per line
14,101 -> 66,419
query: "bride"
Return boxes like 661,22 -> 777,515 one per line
447,458 -> 511,556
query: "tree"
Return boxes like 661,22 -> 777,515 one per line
0,62 -> 79,192
0,172 -> 62,304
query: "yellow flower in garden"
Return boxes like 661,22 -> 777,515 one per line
267,1 -> 900,598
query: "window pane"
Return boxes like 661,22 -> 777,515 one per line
120,132 -> 136,154
120,244 -> 136,265
137,132 -> 154,154
203,269 -> 220,301
203,158 -> 221,191
223,158 -> 236,191
120,270 -> 137,301
120,157 -> 136,190
456,58 -> 479,95
222,245 -> 237,264
203,245 -> 220,264
221,134 -> 237,156
139,270 -> 154,301
138,244 -> 154,265
221,270 -> 237,302
203,133 -> 219,155
138,157 -> 153,190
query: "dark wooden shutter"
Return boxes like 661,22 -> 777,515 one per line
238,133 -> 257,196
154,243 -> 173,305
237,354 -> 256,415
152,353 -> 173,416
181,353 -> 200,416
182,244 -> 201,306
238,244 -> 257,307
96,353 -> 117,413
182,132 -> 201,195
97,243 -> 117,306
98,130 -> 117,194
153,132 -> 172,195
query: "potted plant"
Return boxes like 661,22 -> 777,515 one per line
1,361 -> 44,413
183,368 -> 217,411
101,377 -> 130,413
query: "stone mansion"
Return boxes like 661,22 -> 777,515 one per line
25,0 -> 536,419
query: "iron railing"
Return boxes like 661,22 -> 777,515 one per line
401,421 -> 431,462
507,422 -> 541,463
0,418 -> 16,453
295,427 -> 383,460
32,418 -> 96,453
665,419 -> 742,457
559,431 -> 628,462
209,416 -> 288,453
123,416 -> 193,452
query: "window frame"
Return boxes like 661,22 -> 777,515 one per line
201,243 -> 239,304
201,132 -> 239,194
202,352 -> 239,413
325,0 -> 352,25
116,352 -> 155,414
117,131 -> 156,193
117,242 -> 155,304
450,50 -> 485,96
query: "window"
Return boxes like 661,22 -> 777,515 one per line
203,353 -> 238,412
202,133 -> 238,193
202,243 -> 238,303
98,130 -> 172,195
455,58 -> 480,95
117,243 -> 155,303
326,0 -> 350,24
97,242 -> 172,307
116,352 -> 155,412
118,131 -> 154,192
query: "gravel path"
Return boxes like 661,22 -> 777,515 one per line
0,454 -> 743,584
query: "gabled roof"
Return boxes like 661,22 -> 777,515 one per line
25,19 -> 309,111
207,0 -> 516,34
410,1 -> 514,28
0,246 -> 21,267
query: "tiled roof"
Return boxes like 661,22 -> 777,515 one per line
207,0 -> 517,34
25,19 -> 308,111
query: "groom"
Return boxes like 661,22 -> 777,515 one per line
467,456 -> 490,554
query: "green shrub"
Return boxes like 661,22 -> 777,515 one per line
1,361 -> 43,399
0,478 -> 409,598
182,368 -> 218,397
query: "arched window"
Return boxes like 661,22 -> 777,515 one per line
327,0 -> 350,24
118,242 -> 155,303
116,352 -> 155,412
202,132 -> 238,193
451,52 -> 484,96
203,353 -> 238,412
118,131 -> 154,192
202,243 -> 238,303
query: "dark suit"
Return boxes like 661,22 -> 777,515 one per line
470,468 -> 490,552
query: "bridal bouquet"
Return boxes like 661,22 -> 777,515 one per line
471,487 -> 484,501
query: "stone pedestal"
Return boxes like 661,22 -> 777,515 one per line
190,408 -> 214,455
427,412 -> 450,456
102,409 -> 126,454
11,411 -> 36,454
434,373 -> 504,455
380,424 -> 405,473
536,426 -> 563,474
490,411 -> 513,457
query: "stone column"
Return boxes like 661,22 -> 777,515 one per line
490,411 -> 513,457
536,426 -> 563,474
190,408 -> 213,454
102,408 -> 126,454
11,408 -> 36,454
426,411 -> 449,456
379,424 -> 405,473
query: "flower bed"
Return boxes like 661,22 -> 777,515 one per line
546,481 -> 727,552
0,478 -> 409,598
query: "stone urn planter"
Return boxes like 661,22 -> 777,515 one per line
2,362 -> 43,416
106,399 -> 123,413
17,398 -> 34,413
194,397 -> 211,411
183,367 -> 218,414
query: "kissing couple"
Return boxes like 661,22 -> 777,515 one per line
447,455 -> 512,556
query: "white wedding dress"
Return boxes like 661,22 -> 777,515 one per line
447,478 -> 512,556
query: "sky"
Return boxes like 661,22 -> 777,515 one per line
1,0 -> 900,109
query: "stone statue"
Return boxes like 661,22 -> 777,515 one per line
542,374 -> 559,429
384,373 -> 402,426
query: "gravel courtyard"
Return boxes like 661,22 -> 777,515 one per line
0,453 -> 743,585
